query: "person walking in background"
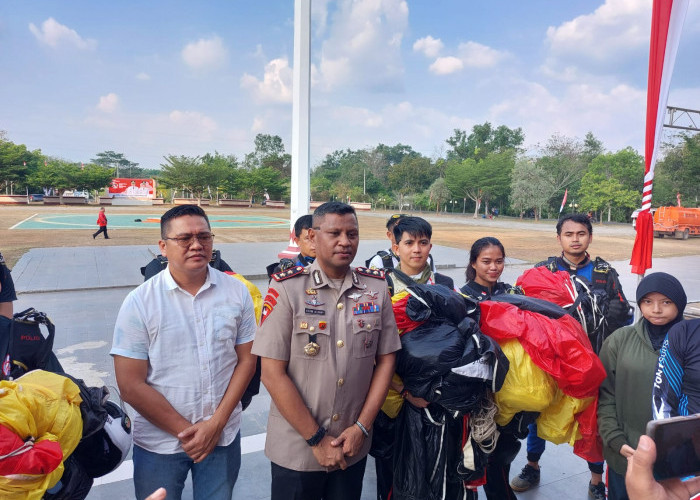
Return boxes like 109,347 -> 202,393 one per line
93,207 -> 109,239
598,272 -> 687,500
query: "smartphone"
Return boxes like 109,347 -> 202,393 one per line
646,414 -> 700,481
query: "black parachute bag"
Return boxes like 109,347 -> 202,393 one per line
140,249 -> 233,281
0,308 -> 63,380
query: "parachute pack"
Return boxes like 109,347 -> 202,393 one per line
0,309 -> 132,500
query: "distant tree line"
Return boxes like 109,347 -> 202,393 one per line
1,126 -> 698,220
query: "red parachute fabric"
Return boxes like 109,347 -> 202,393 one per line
516,267 -> 577,308
390,293 -> 425,335
478,300 -> 605,462
0,425 -> 63,476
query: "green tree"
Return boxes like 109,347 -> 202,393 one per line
76,164 -> 115,195
202,152 -> 239,199
92,151 -> 138,177
0,135 -> 41,194
655,134 -> 700,207
243,134 -> 291,176
578,148 -> 644,222
510,158 -> 551,220
428,177 -> 450,214
445,122 -> 524,162
159,155 -> 225,203
240,167 -> 286,203
387,155 -> 436,209
444,150 -> 515,217
29,159 -> 81,203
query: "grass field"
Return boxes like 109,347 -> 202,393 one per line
2,204 -> 699,268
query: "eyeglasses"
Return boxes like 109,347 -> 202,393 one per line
164,233 -> 215,248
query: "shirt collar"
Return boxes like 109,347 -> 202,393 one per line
163,265 -> 214,294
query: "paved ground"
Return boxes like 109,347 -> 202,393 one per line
9,241 -> 700,499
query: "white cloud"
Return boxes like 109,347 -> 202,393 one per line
413,35 -> 443,58
240,57 -> 293,104
429,56 -> 464,75
331,106 -> 383,128
317,0 -> 409,92
28,17 -> 96,50
168,110 -> 217,136
135,72 -> 151,81
251,116 -> 265,133
426,41 -> 507,75
96,93 -> 119,113
181,36 -> 227,70
546,0 -> 651,62
458,41 -> 507,68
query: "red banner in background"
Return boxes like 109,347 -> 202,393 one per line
108,178 -> 156,198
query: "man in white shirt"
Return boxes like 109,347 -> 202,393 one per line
111,205 -> 257,500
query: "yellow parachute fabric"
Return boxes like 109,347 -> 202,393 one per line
0,370 -> 83,500
494,339 -> 593,446
227,272 -> 263,324
380,291 -> 411,418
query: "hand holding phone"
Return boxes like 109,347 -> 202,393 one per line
646,414 -> 700,481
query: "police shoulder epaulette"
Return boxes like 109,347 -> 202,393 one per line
354,266 -> 385,279
272,266 -> 307,282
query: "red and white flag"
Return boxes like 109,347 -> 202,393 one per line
630,0 -> 688,276
559,189 -> 568,214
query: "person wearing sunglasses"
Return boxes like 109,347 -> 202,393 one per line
111,205 -> 258,500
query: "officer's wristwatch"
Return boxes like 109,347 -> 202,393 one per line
306,426 -> 326,447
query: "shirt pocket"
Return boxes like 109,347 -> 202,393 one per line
352,313 -> 381,358
213,308 -> 239,342
291,317 -> 330,361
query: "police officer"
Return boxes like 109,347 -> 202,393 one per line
0,251 -> 17,319
252,202 -> 401,500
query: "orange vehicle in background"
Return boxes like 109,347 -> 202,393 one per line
653,206 -> 700,239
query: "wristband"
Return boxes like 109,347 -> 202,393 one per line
355,420 -> 369,438
306,426 -> 326,447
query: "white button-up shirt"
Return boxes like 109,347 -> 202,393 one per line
111,266 -> 256,454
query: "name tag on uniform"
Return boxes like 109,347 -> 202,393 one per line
305,308 -> 325,315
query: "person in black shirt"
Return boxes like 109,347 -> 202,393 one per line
0,251 -> 17,319
459,237 -> 521,500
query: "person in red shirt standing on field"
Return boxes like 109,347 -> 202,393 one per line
93,207 -> 109,239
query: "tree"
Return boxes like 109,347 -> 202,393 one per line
655,134 -> 700,207
29,159 -> 81,203
76,164 -> 114,194
535,134 -> 590,216
578,148 -> 644,222
444,150 -> 516,217
239,167 -> 286,204
202,152 -> 239,199
428,177 -> 450,214
244,134 -> 291,176
159,155 -> 225,202
387,155 -> 436,210
445,122 -> 524,162
92,151 -> 138,177
0,136 -> 40,194
510,158 -> 551,220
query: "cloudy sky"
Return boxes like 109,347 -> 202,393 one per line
1,0 -> 698,169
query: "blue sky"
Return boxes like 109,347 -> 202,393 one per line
1,0 -> 698,169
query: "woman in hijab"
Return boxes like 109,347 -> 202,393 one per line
598,272 -> 687,500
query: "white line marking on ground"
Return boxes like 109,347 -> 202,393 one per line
10,213 -> 37,229
93,432 -> 267,486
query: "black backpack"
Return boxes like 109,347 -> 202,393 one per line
140,249 -> 233,281
0,308 -> 63,380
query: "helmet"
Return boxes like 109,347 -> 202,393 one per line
72,400 -> 132,478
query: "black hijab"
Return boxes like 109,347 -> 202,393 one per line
636,272 -> 687,350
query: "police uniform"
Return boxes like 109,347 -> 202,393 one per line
252,259 -> 401,473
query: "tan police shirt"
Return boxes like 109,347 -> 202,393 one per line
251,259 -> 401,472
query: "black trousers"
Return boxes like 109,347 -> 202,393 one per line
271,457 -> 367,500
93,226 -> 109,239
483,432 -> 521,500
